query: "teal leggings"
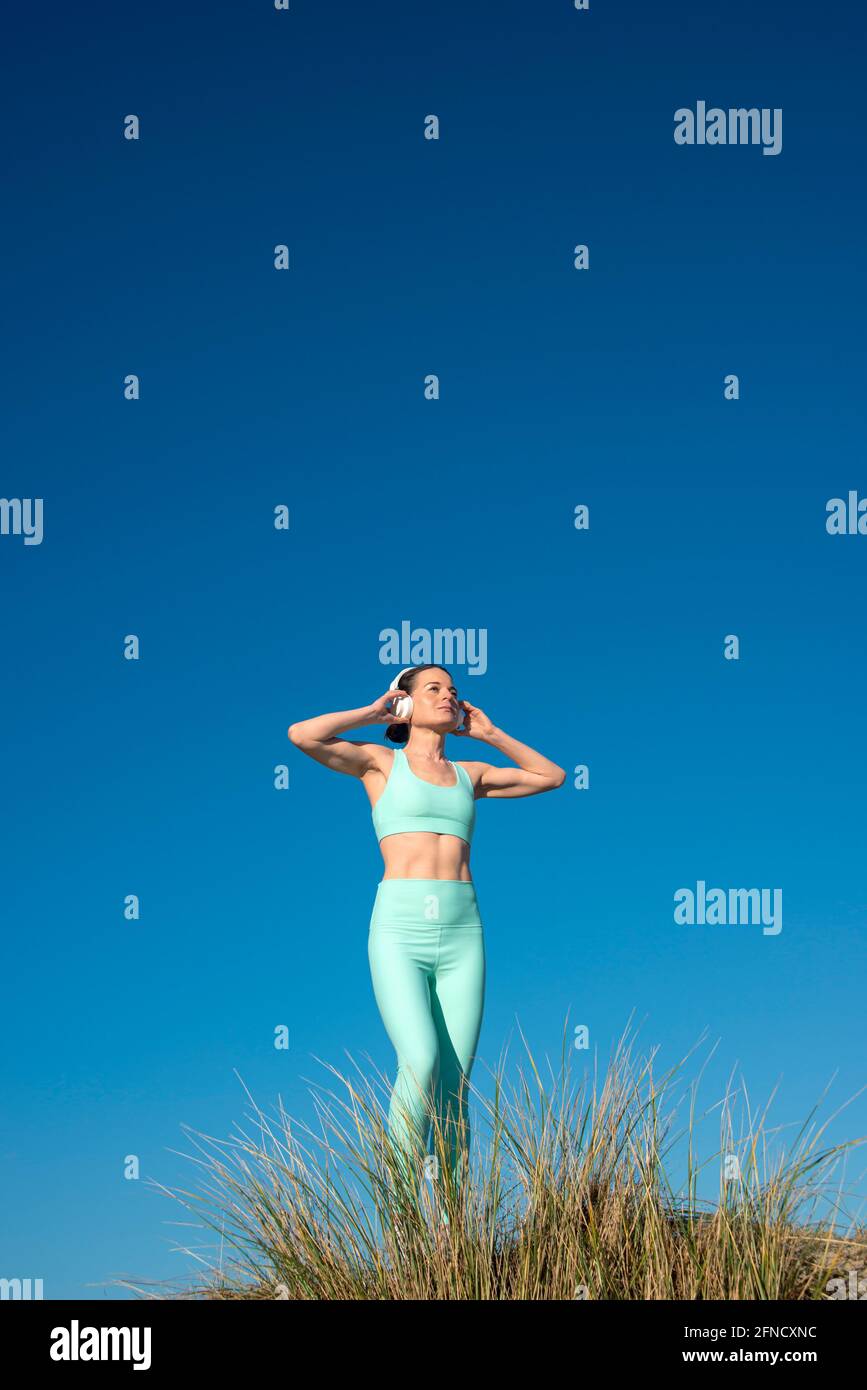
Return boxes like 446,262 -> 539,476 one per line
368,878 -> 486,1193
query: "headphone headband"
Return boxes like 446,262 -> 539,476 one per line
388,666 -> 415,692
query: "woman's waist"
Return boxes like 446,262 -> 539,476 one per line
370,876 -> 482,928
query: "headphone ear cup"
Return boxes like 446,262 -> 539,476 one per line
392,693 -> 413,720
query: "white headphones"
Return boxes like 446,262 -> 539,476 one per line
388,667 -> 416,721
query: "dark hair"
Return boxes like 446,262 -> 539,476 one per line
384,665 -> 454,745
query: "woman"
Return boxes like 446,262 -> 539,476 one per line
287,664 -> 565,1199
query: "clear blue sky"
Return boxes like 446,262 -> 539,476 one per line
3,0 -> 866,1298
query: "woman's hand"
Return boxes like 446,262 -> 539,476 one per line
368,689 -> 411,726
452,699 -> 496,741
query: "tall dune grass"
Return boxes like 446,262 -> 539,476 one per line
117,1018 -> 867,1300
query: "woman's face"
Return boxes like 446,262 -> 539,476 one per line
410,668 -> 460,729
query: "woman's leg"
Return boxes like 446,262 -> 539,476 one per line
367,921 -> 440,1187
429,924 -> 486,1189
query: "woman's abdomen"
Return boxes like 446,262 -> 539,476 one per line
379,831 -> 472,883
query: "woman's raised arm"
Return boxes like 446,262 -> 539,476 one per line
453,699 -> 566,798
287,691 -> 407,777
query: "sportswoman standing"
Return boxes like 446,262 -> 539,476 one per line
287,665 -> 565,1199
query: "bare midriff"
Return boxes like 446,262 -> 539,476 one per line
379,832 -> 472,883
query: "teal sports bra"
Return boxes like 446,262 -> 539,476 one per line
372,748 -> 477,845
